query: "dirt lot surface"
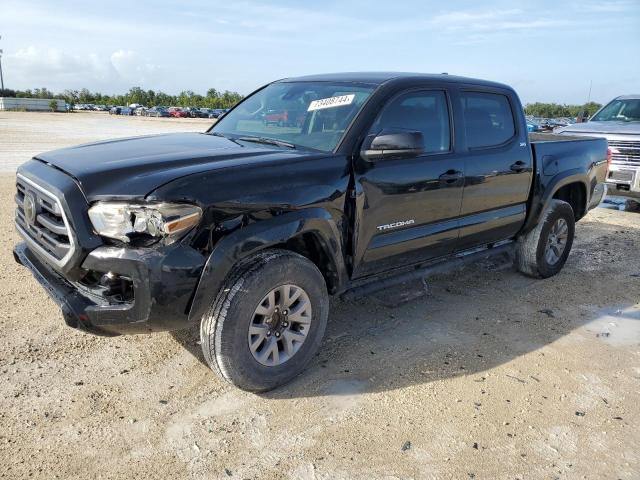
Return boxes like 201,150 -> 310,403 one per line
0,111 -> 212,172
1,112 -> 639,479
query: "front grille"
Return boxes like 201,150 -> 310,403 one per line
15,175 -> 75,267
608,139 -> 640,165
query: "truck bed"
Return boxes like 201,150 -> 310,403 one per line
528,132 -> 608,214
528,132 -> 607,166
529,132 -> 607,178
529,132 -> 596,143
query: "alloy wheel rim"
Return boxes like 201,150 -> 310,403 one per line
545,217 -> 569,265
248,284 -> 312,367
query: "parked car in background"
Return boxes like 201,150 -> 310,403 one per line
263,109 -> 289,126
168,107 -> 188,118
182,107 -> 207,118
526,119 -> 540,132
109,106 -> 122,115
208,108 -> 226,119
94,105 -> 108,111
145,106 -> 170,117
134,107 -> 147,116
119,107 -> 134,116
549,118 -> 569,129
13,72 -> 608,392
557,94 -> 640,198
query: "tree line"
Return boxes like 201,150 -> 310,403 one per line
0,87 -> 604,118
524,101 -> 602,118
0,86 -> 244,109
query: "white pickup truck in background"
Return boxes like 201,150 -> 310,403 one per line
557,95 -> 640,199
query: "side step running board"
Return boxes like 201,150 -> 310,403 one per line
341,241 -> 515,301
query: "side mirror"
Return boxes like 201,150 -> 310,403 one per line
361,129 -> 425,161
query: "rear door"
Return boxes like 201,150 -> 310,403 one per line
351,88 -> 465,277
455,89 -> 532,251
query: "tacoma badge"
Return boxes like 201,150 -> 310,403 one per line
376,219 -> 415,231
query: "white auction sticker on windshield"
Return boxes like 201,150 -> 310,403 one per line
307,94 -> 355,112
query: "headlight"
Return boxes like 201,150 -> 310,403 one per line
88,202 -> 202,245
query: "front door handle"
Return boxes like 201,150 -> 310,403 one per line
510,161 -> 527,172
439,169 -> 463,184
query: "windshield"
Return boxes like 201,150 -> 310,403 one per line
591,98 -> 640,122
210,81 -> 376,152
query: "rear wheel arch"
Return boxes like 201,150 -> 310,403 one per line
552,181 -> 587,221
516,199 -> 575,278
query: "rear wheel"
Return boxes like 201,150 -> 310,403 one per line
200,250 -> 329,392
515,199 -> 575,278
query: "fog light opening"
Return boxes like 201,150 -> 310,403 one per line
98,272 -> 134,303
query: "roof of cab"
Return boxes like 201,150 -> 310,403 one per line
278,72 -> 511,90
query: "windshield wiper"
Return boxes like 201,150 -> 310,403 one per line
236,136 -> 296,149
209,131 -> 243,146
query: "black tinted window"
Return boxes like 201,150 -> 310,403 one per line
370,90 -> 451,153
461,92 -> 515,148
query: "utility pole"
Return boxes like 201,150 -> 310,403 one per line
0,35 -> 5,91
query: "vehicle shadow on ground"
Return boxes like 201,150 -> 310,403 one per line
172,219 -> 640,399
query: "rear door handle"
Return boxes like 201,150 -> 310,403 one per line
510,161 -> 527,172
439,169 -> 463,184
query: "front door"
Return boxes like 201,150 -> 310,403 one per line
351,89 -> 465,278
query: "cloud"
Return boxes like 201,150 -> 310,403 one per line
9,47 -> 102,75
429,8 -> 569,33
110,50 -> 158,84
5,47 -> 159,91
580,0 -> 637,12
430,8 -> 523,27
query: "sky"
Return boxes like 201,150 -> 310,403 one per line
1,0 -> 639,105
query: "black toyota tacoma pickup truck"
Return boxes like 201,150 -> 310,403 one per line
14,73 -> 608,391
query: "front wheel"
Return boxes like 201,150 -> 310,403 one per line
200,250 -> 329,392
515,199 -> 575,278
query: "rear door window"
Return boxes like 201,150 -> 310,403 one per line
461,92 -> 515,148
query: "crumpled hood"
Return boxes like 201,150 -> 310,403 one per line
556,121 -> 640,136
33,132 -> 312,201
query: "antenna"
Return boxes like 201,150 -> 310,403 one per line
576,79 -> 594,123
0,35 -> 4,91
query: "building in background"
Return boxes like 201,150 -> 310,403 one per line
0,97 -> 65,112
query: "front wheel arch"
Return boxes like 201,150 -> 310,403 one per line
187,211 -> 347,324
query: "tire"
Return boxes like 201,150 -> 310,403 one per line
515,199 -> 575,278
200,249 -> 329,392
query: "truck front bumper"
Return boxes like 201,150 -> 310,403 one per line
606,164 -> 640,199
13,242 -> 205,336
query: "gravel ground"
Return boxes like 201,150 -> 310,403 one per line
0,112 -> 639,479
0,111 -> 212,172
